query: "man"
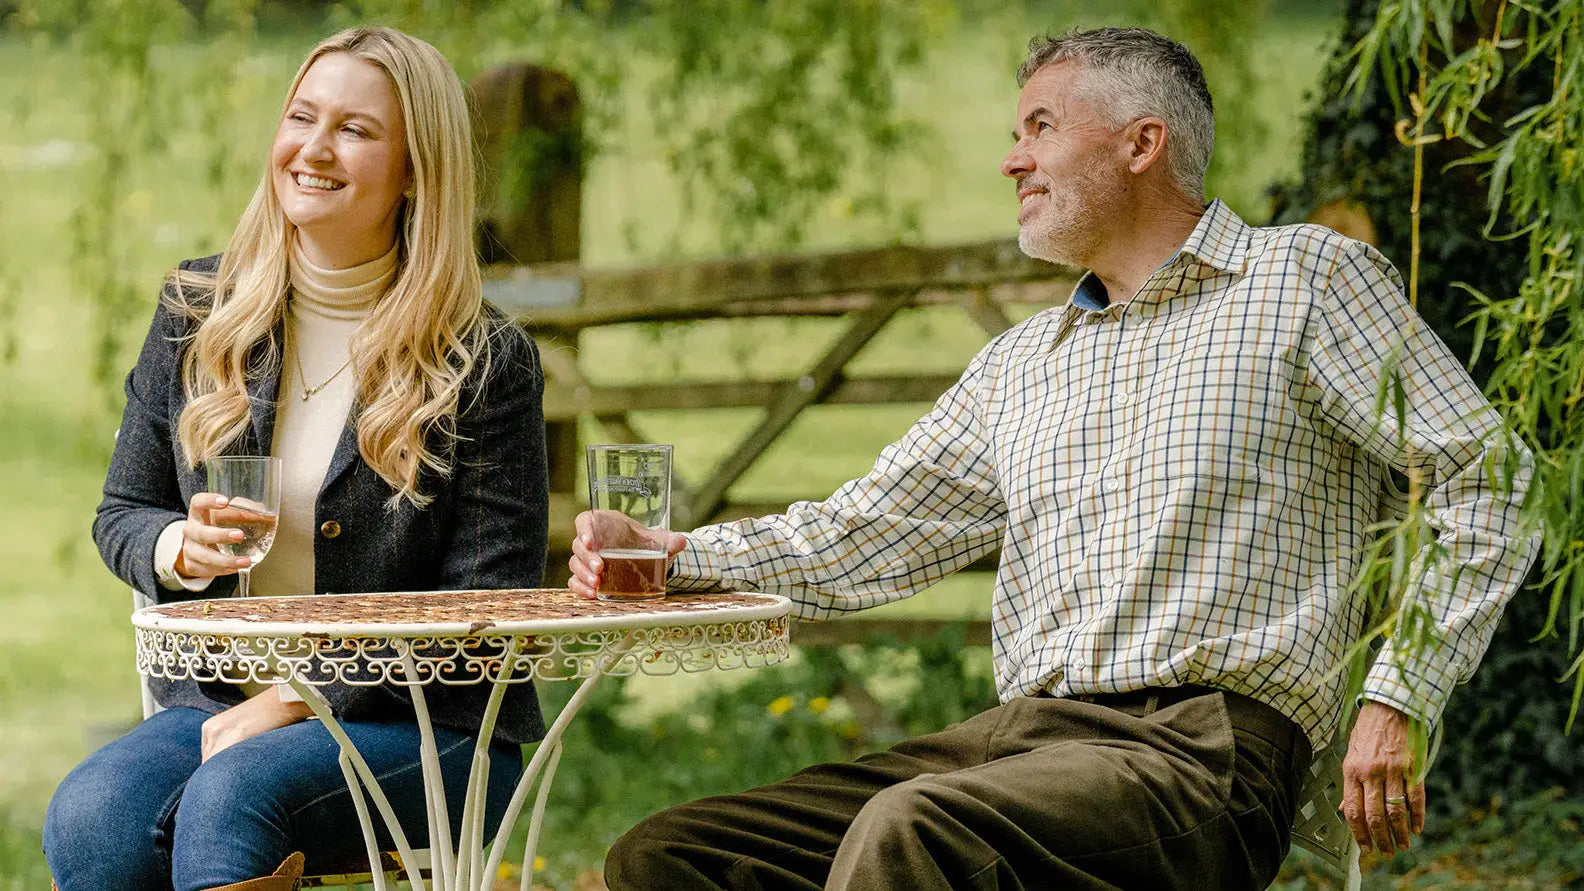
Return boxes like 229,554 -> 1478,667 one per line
571,27 -> 1538,890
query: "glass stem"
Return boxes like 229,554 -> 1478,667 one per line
238,566 -> 251,598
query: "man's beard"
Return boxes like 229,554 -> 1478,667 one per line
1016,175 -> 1121,269
1018,205 -> 1090,267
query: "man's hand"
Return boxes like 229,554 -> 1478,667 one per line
200,688 -> 313,763
568,510 -> 688,599
1341,701 -> 1427,856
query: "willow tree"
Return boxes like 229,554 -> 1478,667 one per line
1276,0 -> 1584,818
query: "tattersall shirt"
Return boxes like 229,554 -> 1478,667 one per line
670,200 -> 1539,749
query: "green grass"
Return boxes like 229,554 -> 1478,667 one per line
0,8 -> 1340,887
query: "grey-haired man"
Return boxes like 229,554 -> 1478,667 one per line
575,27 -> 1537,890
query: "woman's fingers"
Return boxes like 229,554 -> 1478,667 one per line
187,491 -> 230,520
180,538 -> 249,577
184,518 -> 245,547
177,490 -> 252,578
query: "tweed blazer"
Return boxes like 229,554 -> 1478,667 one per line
95,254 -> 550,745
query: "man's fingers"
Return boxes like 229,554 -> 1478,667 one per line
574,511 -> 598,552
1361,779 -> 1394,855
1340,779 -> 1370,851
567,552 -> 601,597
665,532 -> 687,558
1384,765 -> 1413,851
1409,779 -> 1427,836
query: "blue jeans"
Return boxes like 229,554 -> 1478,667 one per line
44,707 -> 524,891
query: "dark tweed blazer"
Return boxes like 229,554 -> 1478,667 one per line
95,254 -> 549,745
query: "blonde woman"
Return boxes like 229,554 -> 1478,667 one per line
44,27 -> 548,891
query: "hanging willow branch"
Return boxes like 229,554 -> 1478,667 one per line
1352,0 -> 1584,727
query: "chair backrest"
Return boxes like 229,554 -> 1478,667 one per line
1289,729 -> 1362,890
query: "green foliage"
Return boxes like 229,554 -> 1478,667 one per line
643,0 -> 949,254
1276,0 -> 1584,818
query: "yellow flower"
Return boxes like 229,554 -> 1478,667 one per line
534,855 -> 547,872
767,695 -> 796,717
808,696 -> 830,715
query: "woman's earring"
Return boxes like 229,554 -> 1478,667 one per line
404,186 -> 415,199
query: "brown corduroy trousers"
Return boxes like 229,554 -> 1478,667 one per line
604,686 -> 1312,890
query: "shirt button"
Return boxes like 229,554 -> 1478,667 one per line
1116,391 -> 1132,406
1072,657 -> 1087,671
1104,478 -> 1120,492
319,520 -> 342,539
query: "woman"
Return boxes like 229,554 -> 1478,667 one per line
44,26 -> 548,891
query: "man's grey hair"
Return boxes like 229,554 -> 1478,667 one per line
1018,27 -> 1214,200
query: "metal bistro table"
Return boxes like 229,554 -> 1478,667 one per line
133,588 -> 792,891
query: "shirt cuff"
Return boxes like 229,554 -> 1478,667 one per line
153,520 -> 213,593
666,532 -> 730,592
1361,641 -> 1457,732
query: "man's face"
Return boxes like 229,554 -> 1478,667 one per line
1001,61 -> 1128,267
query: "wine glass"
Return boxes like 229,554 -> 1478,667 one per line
206,456 -> 282,598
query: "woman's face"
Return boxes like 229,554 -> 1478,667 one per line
271,52 -> 411,268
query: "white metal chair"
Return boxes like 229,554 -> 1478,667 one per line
132,588 -> 432,889
1289,731 -> 1364,890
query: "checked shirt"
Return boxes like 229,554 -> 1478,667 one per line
669,200 -> 1538,748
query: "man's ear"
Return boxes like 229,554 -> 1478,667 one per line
1124,116 -> 1169,176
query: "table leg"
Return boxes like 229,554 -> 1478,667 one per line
401,649 -> 456,890
337,750 -> 389,891
453,637 -> 523,890
479,669 -> 608,891
519,741 -> 563,891
288,679 -> 429,891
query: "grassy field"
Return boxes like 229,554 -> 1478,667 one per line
0,8 -> 1343,887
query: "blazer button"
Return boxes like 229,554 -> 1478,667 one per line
319,520 -> 342,539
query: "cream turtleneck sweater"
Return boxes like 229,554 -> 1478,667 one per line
153,241 -> 398,597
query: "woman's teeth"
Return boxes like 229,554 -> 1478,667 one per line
295,173 -> 344,190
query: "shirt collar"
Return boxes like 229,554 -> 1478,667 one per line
1060,199 -> 1251,313
1177,198 -> 1251,275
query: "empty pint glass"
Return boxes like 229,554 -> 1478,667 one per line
586,444 -> 673,602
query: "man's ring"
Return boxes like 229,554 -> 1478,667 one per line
1385,796 -> 1407,804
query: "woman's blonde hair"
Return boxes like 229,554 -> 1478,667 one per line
170,26 -> 489,507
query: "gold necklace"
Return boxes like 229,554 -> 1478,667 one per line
288,326 -> 354,401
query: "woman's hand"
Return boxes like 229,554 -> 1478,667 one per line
173,492 -> 256,580
200,688 -> 314,763
568,510 -> 687,599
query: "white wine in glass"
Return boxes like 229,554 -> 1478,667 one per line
206,456 -> 282,598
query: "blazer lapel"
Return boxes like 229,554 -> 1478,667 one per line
320,414 -> 362,495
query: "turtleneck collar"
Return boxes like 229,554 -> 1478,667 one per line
288,237 -> 399,320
